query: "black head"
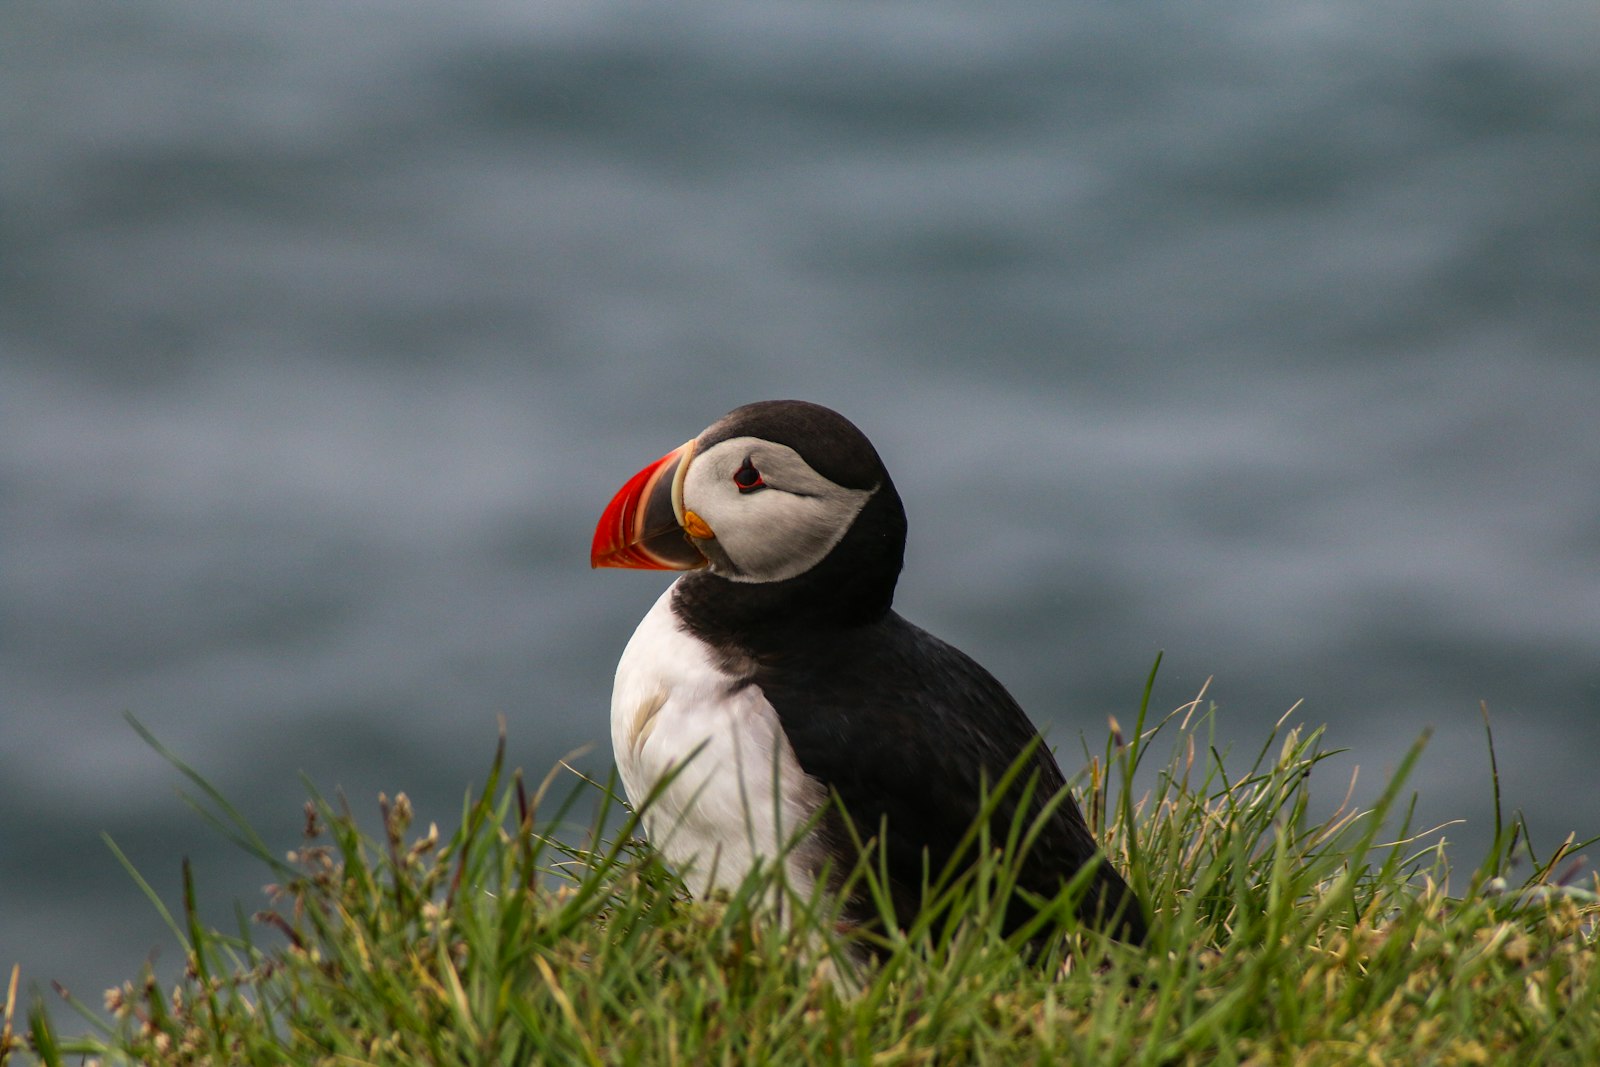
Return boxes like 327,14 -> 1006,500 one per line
593,400 -> 907,638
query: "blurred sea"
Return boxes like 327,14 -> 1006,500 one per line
4,0 -> 1599,1006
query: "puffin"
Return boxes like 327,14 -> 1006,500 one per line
590,399 -> 1146,947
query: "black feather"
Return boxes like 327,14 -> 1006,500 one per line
750,611 -> 1148,944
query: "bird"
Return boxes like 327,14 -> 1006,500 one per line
590,399 -> 1146,948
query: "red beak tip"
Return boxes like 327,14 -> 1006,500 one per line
591,442 -> 703,572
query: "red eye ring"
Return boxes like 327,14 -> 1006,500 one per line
733,460 -> 765,493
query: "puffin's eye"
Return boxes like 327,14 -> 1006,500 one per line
733,460 -> 766,494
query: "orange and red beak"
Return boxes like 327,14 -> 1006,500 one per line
590,440 -> 708,570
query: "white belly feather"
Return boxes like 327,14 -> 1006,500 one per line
610,582 -> 826,902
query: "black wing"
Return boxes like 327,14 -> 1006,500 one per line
752,611 -> 1146,943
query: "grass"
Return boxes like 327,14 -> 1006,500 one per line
7,666 -> 1598,1066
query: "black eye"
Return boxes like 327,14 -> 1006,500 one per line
733,460 -> 765,493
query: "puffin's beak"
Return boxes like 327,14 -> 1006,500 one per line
591,440 -> 707,570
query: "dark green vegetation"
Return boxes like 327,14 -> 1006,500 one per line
9,673 -> 1597,1065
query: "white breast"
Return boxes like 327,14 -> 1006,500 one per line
610,582 -> 827,903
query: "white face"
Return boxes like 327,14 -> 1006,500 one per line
679,436 -> 876,583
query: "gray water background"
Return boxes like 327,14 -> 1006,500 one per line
5,0 -> 1599,1006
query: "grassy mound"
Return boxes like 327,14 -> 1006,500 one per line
10,672 -> 1597,1065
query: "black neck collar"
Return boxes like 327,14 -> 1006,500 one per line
671,481 -> 907,651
